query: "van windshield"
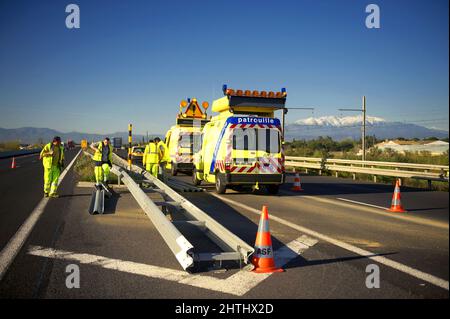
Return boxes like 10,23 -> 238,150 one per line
232,128 -> 280,153
133,147 -> 144,153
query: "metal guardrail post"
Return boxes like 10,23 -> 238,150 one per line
372,166 -> 377,183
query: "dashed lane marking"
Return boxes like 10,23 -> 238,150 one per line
336,198 -> 389,210
211,193 -> 449,291
281,190 -> 449,230
27,235 -> 317,296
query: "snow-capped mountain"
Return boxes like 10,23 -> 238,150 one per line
293,115 -> 385,127
285,115 -> 448,141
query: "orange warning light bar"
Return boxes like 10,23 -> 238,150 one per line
223,86 -> 287,98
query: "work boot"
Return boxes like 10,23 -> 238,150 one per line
49,193 -> 59,198
44,192 -> 49,198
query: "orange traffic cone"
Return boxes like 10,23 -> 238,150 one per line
252,206 -> 283,273
291,170 -> 303,191
389,179 -> 406,213
11,157 -> 16,169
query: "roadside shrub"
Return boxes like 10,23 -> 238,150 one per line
73,153 -> 118,183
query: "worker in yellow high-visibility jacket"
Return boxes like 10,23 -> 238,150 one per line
90,137 -> 113,188
143,139 -> 159,177
39,136 -> 65,198
154,137 -> 170,181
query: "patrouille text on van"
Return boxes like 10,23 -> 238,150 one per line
237,117 -> 275,124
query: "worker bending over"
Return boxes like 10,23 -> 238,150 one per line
39,136 -> 65,198
90,137 -> 113,188
143,139 -> 159,177
154,137 -> 170,181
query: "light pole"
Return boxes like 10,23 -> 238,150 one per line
338,96 -> 367,161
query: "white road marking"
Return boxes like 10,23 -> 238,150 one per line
0,149 -> 82,281
211,193 -> 449,291
27,236 -> 316,296
297,193 -> 449,230
337,198 -> 389,210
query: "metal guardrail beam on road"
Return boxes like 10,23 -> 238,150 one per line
285,156 -> 449,183
111,165 -> 196,270
83,151 -> 195,269
112,153 -> 254,268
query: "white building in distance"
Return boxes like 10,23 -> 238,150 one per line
374,140 -> 449,155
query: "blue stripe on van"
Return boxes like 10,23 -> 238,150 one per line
209,118 -> 232,174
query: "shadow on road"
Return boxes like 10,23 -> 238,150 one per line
283,252 -> 396,270
103,188 -> 121,215
279,178 -> 428,196
405,207 -> 448,212
173,171 -> 430,197
182,192 -> 400,273
60,193 -> 92,198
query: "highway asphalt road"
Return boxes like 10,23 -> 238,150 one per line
0,149 -> 79,251
0,154 -> 448,298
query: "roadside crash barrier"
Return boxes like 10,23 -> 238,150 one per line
82,152 -> 255,271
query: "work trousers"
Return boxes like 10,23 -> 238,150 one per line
145,163 -> 159,178
44,165 -> 61,195
159,161 -> 167,182
95,161 -> 111,184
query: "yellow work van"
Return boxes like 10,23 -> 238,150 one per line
193,86 -> 287,194
130,145 -> 145,163
165,98 -> 210,176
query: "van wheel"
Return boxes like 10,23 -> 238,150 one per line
171,163 -> 178,176
192,168 -> 202,186
266,184 -> 280,195
215,173 -> 227,194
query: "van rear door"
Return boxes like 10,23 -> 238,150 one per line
231,127 -> 257,173
228,126 -> 281,174
177,132 -> 202,163
257,128 -> 282,174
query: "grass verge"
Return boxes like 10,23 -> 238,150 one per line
73,152 -> 118,183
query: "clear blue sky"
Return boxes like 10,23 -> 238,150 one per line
0,0 -> 448,134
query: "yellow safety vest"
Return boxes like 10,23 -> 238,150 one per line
40,143 -> 64,169
93,142 -> 113,162
144,143 -> 159,164
157,141 -> 170,162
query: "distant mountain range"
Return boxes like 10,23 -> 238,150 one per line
0,127 -> 162,144
1,115 -> 448,144
285,115 -> 448,141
